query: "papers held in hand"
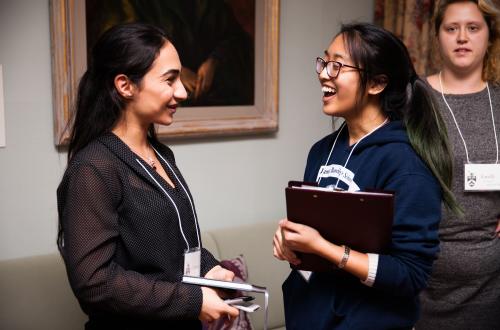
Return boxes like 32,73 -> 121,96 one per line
285,181 -> 394,272
182,276 -> 267,293
182,276 -> 254,291
224,296 -> 260,313
182,277 -> 269,323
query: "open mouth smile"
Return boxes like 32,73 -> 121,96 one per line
322,86 -> 337,97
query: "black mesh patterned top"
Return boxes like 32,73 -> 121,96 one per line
57,133 -> 219,330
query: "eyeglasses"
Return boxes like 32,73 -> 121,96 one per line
315,57 -> 363,79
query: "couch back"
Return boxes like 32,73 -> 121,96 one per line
0,253 -> 87,329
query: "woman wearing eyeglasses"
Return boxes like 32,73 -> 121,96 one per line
417,1 -> 500,329
272,22 -> 460,329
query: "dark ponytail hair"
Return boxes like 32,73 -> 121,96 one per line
339,23 -> 461,215
66,22 -> 170,161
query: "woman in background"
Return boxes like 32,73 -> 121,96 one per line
57,23 -> 238,329
273,22 -> 459,329
418,1 -> 500,328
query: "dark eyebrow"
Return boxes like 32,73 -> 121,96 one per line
160,69 -> 180,79
324,50 -> 345,61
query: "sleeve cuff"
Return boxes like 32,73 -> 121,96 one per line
361,253 -> 379,287
201,248 -> 219,276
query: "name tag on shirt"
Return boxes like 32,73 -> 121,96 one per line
184,248 -> 201,277
464,163 -> 500,191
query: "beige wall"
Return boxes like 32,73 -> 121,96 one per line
0,0 -> 373,261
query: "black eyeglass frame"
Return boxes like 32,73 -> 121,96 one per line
315,57 -> 363,79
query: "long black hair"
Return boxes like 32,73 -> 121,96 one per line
339,23 -> 461,215
66,22 -> 169,161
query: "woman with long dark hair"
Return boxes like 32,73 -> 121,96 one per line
418,1 -> 500,328
57,23 -> 238,329
273,22 -> 459,329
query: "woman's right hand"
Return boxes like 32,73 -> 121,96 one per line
273,218 -> 301,265
199,287 -> 239,323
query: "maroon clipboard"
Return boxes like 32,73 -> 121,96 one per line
285,181 -> 394,272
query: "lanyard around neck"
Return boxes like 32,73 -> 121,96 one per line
439,71 -> 497,164
317,118 -> 389,188
136,147 -> 201,250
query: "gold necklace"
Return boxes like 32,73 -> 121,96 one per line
144,154 -> 157,170
136,146 -> 157,170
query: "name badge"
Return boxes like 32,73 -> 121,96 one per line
464,163 -> 500,191
183,248 -> 201,277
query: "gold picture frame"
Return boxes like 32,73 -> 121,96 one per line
49,0 -> 279,145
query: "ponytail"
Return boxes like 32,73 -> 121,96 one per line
405,78 -> 463,216
67,69 -> 123,161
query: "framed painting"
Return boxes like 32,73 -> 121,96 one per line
49,0 -> 279,145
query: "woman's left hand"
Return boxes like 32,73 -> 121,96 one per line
205,265 -> 235,282
496,218 -> 500,238
280,219 -> 324,254
204,265 -> 238,300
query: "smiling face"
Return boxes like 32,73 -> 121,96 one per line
126,42 -> 188,127
319,34 -> 363,118
438,1 -> 490,74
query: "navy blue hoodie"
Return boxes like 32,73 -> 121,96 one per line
283,120 -> 441,329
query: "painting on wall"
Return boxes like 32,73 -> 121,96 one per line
49,0 -> 279,145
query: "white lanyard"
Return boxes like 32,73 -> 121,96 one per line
317,118 -> 389,188
439,71 -> 497,164
136,148 -> 201,250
